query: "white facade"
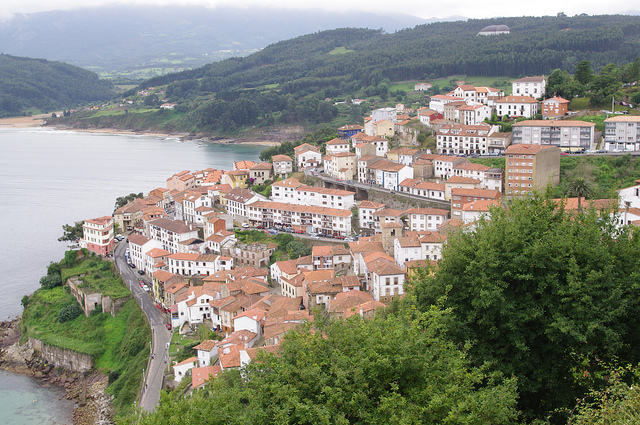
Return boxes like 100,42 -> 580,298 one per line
146,218 -> 199,254
429,95 -> 461,113
406,209 -> 449,231
247,201 -> 352,236
271,179 -> 355,210
512,120 -> 595,152
437,124 -> 496,156
512,76 -> 546,99
495,96 -> 539,118
371,107 -> 397,124
604,116 -> 640,152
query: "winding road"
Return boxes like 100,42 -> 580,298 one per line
114,241 -> 171,412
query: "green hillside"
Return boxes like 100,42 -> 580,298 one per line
52,14 -> 640,135
0,54 -> 115,117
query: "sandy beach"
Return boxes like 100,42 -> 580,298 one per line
0,115 -> 50,128
0,114 -> 281,146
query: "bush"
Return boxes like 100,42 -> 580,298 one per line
40,273 -> 62,290
58,303 -> 83,323
108,370 -> 121,385
21,295 -> 30,308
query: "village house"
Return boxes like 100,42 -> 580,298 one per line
166,170 -> 196,192
272,154 -> 293,179
271,178 -> 355,210
312,245 -> 351,273
404,208 -> 450,231
145,218 -> 199,254
224,188 -> 267,222
294,143 -> 322,170
511,76 -> 546,99
79,216 -> 114,257
249,162 -> 273,185
325,138 -> 351,155
541,96 -> 570,118
495,95 -> 539,118
436,124 -> 496,156
337,124 -> 364,139
451,188 -> 502,218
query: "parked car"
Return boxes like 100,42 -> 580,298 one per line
166,324 -> 172,330
295,230 -> 304,234
143,284 -> 151,292
241,223 -> 250,228
128,263 -> 136,268
344,237 -> 355,242
268,230 -> 278,235
336,235 -> 345,240
310,235 -> 320,239
137,270 -> 145,275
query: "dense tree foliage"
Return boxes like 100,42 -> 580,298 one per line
114,193 -> 143,211
411,194 -> 640,422
0,54 -> 114,117
125,308 -> 518,424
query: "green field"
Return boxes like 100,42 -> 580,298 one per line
390,76 -> 513,93
328,46 -> 354,55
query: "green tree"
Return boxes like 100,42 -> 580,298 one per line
58,303 -> 83,323
568,177 -> 593,211
39,273 -> 62,290
114,193 -> 143,211
411,194 -> 640,421
574,60 -> 593,85
630,91 -> 640,105
124,308 -> 519,424
286,240 -> 310,259
58,221 -> 84,242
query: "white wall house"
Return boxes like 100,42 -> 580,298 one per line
495,96 -> 539,118
511,76 -> 546,99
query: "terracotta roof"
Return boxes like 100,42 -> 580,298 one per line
446,176 -> 482,185
358,201 -> 386,210
496,95 -> 539,104
462,199 -> 500,212
272,155 -> 292,162
193,340 -> 218,352
248,201 -> 352,218
505,144 -> 557,154
312,245 -> 332,257
368,257 -> 404,276
192,365 -> 221,389
174,356 -> 197,367
372,208 -> 404,217
512,76 -> 545,83
452,188 -> 501,199
128,234 -> 150,246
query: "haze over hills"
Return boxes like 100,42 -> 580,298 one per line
0,5 -> 460,78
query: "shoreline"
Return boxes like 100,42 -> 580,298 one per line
0,115 -> 282,146
0,319 -> 113,425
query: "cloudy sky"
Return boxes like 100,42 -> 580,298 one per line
0,0 -> 637,21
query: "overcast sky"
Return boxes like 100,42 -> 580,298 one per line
0,0 -> 637,21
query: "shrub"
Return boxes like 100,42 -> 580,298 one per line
40,273 -> 62,290
21,295 -> 30,308
58,303 -> 83,323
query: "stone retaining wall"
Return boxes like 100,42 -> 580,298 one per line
28,337 -> 93,373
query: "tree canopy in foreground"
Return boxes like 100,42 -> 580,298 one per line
123,308 -> 518,424
411,194 -> 640,422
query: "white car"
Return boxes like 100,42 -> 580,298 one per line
241,223 -> 250,228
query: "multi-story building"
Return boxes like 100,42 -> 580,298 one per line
325,138 -> 351,155
433,155 -> 469,179
368,257 -> 405,303
505,144 -> 560,197
146,218 -> 199,254
327,152 -> 356,181
386,147 -> 421,166
337,124 -> 363,139
451,188 -> 502,218
271,178 -> 355,210
224,188 -> 267,221
370,107 -> 397,124
272,155 -> 293,179
495,95 -> 539,118
249,162 -> 273,185
436,124 -> 496,156
487,131 -> 513,155
294,143 -> 322,170
511,76 -> 546,99
512,120 -> 595,152
404,208 -> 450,231
166,170 -> 196,192
541,96 -> 570,118
429,94 -> 462,113
358,200 -> 386,230
80,216 -> 114,256
458,103 -> 492,125
604,116 -> 640,152
246,201 -> 352,236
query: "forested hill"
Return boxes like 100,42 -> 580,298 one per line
0,54 -> 115,117
58,14 -> 640,135
142,14 -> 640,91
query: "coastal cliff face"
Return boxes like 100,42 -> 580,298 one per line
0,319 -> 113,425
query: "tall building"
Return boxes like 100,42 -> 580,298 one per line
80,216 -> 114,256
604,116 -> 640,152
511,120 -> 595,152
505,144 -> 560,197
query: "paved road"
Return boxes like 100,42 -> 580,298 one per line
114,241 -> 171,412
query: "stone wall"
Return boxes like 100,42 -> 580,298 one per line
28,337 -> 94,373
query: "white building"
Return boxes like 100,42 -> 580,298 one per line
512,120 -> 595,152
604,116 -> 640,152
325,138 -> 351,155
404,208 -> 450,231
368,257 -> 405,303
429,95 -> 462,113
495,96 -> 539,118
370,107 -> 397,124
246,201 -> 352,236
79,216 -> 115,257
436,124 -> 497,156
224,188 -> 267,221
511,76 -> 546,99
294,143 -> 322,170
358,200 -> 386,230
271,178 -> 355,209
145,218 -> 199,254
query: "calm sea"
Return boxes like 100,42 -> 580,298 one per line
0,127 -> 266,423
